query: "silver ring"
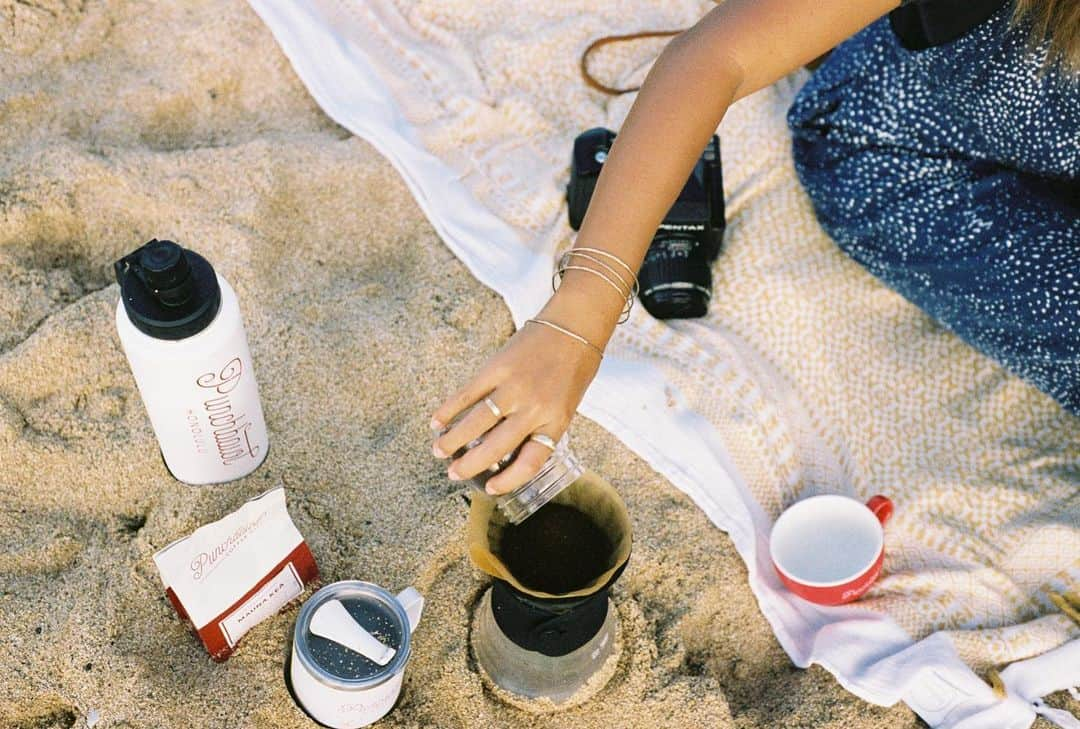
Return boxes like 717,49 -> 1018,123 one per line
529,433 -> 557,451
482,396 -> 503,419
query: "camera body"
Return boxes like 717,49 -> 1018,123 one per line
566,127 -> 725,319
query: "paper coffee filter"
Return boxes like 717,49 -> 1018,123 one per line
467,470 -> 632,600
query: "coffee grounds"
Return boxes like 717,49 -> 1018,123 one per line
497,503 -> 613,594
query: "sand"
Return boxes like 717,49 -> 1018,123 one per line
0,1 -> 948,726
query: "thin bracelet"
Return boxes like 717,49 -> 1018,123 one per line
560,250 -> 637,297
567,247 -> 639,294
526,318 -> 604,358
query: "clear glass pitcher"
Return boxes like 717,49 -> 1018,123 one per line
459,433 -> 583,524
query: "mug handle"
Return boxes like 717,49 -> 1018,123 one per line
866,495 -> 893,526
397,587 -> 425,631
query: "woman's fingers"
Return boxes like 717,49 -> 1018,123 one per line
447,414 -> 534,482
431,367 -> 498,431
430,320 -> 598,494
432,396 -> 504,460
484,437 -> 560,495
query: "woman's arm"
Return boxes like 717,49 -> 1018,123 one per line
432,0 -> 898,493
560,0 -> 901,330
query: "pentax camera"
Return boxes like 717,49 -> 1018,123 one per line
566,127 -> 725,319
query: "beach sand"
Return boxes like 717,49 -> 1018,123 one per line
0,1 -> 934,726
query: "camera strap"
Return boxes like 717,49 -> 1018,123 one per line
579,29 -> 686,95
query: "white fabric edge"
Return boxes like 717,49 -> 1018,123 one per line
245,1 -> 1079,725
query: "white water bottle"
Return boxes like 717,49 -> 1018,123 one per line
114,239 -> 269,485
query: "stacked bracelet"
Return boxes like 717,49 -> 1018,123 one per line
553,247 -> 640,324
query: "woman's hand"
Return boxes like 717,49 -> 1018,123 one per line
431,279 -> 621,494
430,316 -> 602,495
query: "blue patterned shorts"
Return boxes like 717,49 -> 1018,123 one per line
788,7 -> 1080,414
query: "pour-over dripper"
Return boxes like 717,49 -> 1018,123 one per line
467,469 -> 632,706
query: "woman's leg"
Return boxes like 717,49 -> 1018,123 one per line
793,140 -> 1080,414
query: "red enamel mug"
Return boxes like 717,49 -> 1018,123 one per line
769,494 -> 894,606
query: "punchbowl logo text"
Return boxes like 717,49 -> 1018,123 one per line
196,358 -> 260,466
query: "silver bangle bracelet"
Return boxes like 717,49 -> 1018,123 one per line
560,250 -> 637,297
553,246 -> 639,324
552,265 -> 634,323
565,247 -> 639,295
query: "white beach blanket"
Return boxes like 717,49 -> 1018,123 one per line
247,2 -> 1080,726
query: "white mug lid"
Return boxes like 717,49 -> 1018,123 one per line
309,599 -> 397,666
293,581 -> 414,689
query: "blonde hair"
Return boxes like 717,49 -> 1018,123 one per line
1014,0 -> 1080,70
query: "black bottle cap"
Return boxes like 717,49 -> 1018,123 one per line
114,239 -> 221,340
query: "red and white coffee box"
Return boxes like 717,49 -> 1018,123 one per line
153,487 -> 319,660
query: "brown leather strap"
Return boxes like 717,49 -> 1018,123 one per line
579,29 -> 686,95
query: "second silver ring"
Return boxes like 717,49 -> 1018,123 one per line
482,396 -> 503,419
529,433 -> 557,451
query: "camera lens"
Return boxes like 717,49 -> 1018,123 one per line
637,234 -> 713,319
